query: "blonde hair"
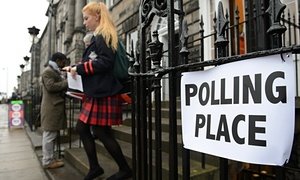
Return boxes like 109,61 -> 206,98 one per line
82,2 -> 118,51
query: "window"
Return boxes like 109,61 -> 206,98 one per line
126,30 -> 138,54
104,0 -> 119,8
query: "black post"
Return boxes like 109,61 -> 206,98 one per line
215,2 -> 229,180
27,26 -> 40,131
266,1 -> 287,178
129,39 -> 137,180
199,16 -> 205,63
22,57 -> 30,129
146,32 -> 153,180
138,23 -> 147,180
166,0 -> 179,179
180,19 -> 191,180
149,30 -> 164,180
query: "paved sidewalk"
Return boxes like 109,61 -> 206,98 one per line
0,104 -> 48,180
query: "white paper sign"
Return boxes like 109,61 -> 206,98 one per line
67,72 -> 83,92
181,53 -> 295,166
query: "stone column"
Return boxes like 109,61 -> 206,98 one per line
64,0 -> 75,46
51,10 -> 56,56
74,0 -> 86,31
73,0 -> 86,64
48,3 -> 57,60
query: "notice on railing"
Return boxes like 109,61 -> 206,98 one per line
181,53 -> 295,166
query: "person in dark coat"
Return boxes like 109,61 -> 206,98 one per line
41,52 -> 68,169
63,2 -> 131,180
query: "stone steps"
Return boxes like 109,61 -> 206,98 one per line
62,102 -> 219,179
43,156 -> 85,180
113,120 -> 219,167
64,148 -> 120,179
65,138 -> 218,180
26,126 -> 85,180
26,101 -> 219,179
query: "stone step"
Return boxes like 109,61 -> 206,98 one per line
64,147 -> 129,180
25,124 -> 87,180
65,140 -> 218,180
35,149 -> 85,180
108,126 -> 219,167
63,102 -> 220,179
124,107 -> 182,119
121,99 -> 181,111
64,116 -> 220,168
122,116 -> 182,133
112,125 -> 182,152
160,99 -> 182,109
61,121 -> 218,166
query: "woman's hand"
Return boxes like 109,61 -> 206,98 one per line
62,66 -> 77,79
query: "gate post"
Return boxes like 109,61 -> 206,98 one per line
215,2 -> 229,180
266,1 -> 287,179
137,24 -> 147,180
137,0 -> 182,179
149,30 -> 164,180
180,19 -> 191,180
167,0 -> 179,178
129,40 -> 138,180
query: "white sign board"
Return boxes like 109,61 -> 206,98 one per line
181,53 -> 295,166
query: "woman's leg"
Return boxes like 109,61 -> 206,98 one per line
92,125 -> 131,172
76,121 -> 104,179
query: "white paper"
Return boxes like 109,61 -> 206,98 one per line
66,91 -> 84,100
67,72 -> 83,92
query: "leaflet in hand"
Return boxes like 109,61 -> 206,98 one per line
67,72 -> 83,92
66,91 -> 84,100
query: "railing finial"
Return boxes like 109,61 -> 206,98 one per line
215,1 -> 229,58
266,0 -> 287,48
266,0 -> 286,34
148,30 -> 163,69
180,19 -> 189,63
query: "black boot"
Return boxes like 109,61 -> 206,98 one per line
106,168 -> 132,180
84,166 -> 104,180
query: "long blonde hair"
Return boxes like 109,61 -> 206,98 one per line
82,2 -> 118,51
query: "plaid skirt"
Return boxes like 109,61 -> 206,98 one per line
79,95 -> 122,126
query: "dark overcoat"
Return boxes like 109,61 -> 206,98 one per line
40,66 -> 68,131
76,35 -> 122,98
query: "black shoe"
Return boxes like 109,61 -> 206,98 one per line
84,166 -> 104,180
106,169 -> 132,180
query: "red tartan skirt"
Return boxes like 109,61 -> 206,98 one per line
79,95 -> 122,126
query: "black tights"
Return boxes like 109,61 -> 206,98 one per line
76,121 -> 130,171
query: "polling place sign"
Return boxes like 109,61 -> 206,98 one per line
181,53 -> 295,166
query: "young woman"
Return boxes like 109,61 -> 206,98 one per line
64,2 -> 131,180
